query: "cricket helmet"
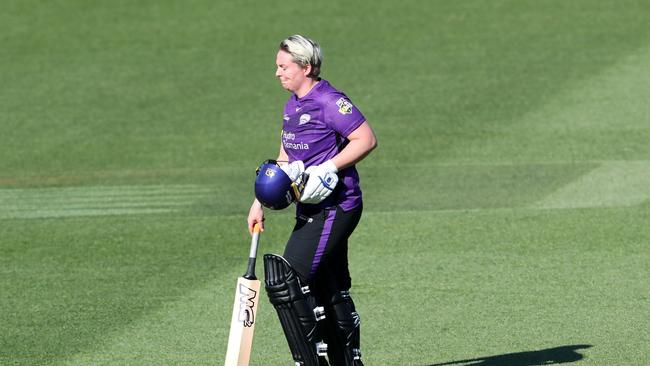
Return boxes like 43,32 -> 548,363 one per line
254,160 -> 301,210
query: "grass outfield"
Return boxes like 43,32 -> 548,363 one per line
2,1 -> 649,365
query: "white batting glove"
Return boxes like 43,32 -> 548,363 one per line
300,160 -> 338,204
280,160 -> 305,185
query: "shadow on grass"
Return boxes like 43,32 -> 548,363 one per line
428,344 -> 593,366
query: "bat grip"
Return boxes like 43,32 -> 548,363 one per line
244,258 -> 257,280
244,224 -> 261,280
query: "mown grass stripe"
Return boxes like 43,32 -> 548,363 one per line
2,194 -> 210,204
0,208 -> 175,219
0,191 -> 212,199
534,161 -> 650,209
0,185 -> 212,197
0,184 -> 215,219
3,201 -> 196,211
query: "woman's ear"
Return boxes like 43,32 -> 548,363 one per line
303,64 -> 312,77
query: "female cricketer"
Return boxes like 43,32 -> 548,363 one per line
247,35 -> 377,366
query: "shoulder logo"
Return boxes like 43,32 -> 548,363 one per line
299,113 -> 311,125
336,98 -> 353,115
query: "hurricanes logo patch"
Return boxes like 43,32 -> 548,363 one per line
336,98 -> 354,115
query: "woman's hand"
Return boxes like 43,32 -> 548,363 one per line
247,199 -> 265,234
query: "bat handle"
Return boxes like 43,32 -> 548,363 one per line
244,223 -> 262,280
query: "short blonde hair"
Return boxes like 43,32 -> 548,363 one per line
279,35 -> 322,78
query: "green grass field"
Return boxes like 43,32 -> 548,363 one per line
2,1 -> 649,365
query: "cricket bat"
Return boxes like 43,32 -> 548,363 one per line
224,223 -> 262,366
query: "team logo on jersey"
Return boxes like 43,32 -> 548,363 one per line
283,114 -> 290,121
299,113 -> 311,125
336,98 -> 354,115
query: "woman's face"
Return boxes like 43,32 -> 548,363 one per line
275,49 -> 310,93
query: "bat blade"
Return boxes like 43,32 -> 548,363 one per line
224,224 -> 262,366
224,277 -> 261,366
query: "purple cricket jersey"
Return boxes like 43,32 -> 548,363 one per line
281,79 -> 366,212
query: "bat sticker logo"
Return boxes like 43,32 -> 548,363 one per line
237,284 -> 258,327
